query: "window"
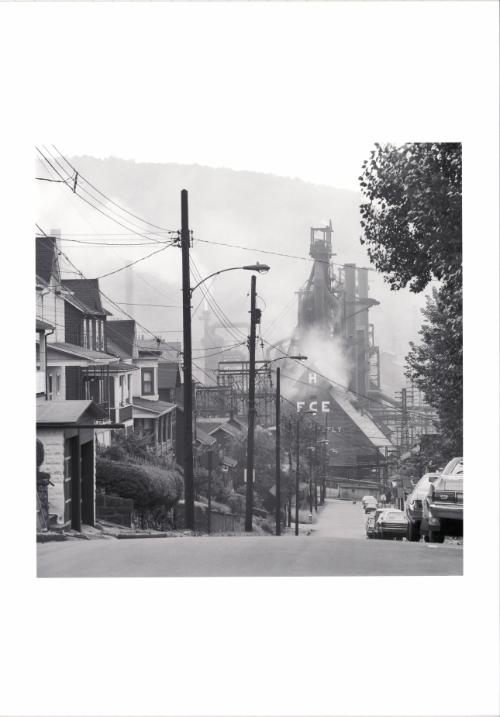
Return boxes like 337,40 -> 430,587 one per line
119,375 -> 125,406
89,320 -> 94,350
56,374 -> 61,395
83,321 -> 88,348
48,374 -> 53,401
141,368 -> 154,395
127,374 -> 131,402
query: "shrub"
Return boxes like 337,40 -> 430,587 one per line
96,458 -> 183,512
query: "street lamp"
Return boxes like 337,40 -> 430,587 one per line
190,263 -> 270,295
180,190 -> 270,531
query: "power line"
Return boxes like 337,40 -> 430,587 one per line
52,145 -> 175,233
36,147 -> 173,245
95,242 -> 174,280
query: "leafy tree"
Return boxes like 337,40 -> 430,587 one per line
406,281 -> 462,456
359,142 -> 462,458
359,143 -> 461,292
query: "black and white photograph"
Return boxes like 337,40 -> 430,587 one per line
1,1 -> 499,716
34,142 -> 464,579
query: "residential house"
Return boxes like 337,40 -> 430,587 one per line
36,236 -> 136,444
107,319 -> 177,456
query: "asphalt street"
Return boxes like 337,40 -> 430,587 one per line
37,500 -> 463,577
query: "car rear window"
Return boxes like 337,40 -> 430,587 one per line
386,512 -> 405,521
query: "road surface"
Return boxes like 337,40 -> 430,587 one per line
37,500 -> 462,577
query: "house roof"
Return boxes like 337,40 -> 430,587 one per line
221,455 -> 238,468
133,397 -> 176,415
137,338 -> 181,359
195,427 -> 217,446
158,362 -> 180,389
330,387 -> 392,449
36,318 -> 53,331
107,360 -> 139,373
62,279 -> 111,316
37,400 -> 107,425
36,236 -> 57,283
209,422 -> 243,440
106,320 -> 136,359
47,342 -> 119,363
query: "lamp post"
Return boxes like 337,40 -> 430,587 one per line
179,191 -> 269,531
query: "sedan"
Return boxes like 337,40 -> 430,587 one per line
405,473 -> 440,542
377,509 -> 408,540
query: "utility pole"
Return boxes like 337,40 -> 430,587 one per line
314,422 -> 318,512
207,449 -> 213,535
308,448 -> 314,516
181,189 -> 195,530
295,419 -> 300,536
275,366 -> 281,536
245,275 -> 258,532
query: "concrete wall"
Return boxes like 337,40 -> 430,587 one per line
37,429 -> 65,525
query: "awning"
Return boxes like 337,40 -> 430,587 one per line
36,400 -> 107,427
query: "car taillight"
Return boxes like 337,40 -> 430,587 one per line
456,492 -> 463,502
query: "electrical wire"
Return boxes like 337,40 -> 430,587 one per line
36,147 -> 173,245
95,242 -> 174,279
52,145 -> 176,233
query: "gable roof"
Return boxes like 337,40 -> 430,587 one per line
106,320 -> 136,359
195,426 -> 217,447
62,279 -> 111,316
137,338 -> 181,360
330,387 -> 392,449
36,236 -> 58,283
37,400 -> 107,425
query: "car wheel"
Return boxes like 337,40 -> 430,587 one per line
407,521 -> 421,542
428,528 -> 445,544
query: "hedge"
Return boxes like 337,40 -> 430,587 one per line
96,458 -> 184,511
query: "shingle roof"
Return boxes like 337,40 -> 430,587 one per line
36,236 -> 57,283
133,397 -> 176,415
108,360 -> 139,373
106,320 -> 136,359
330,387 -> 392,449
62,279 -> 111,315
137,338 -> 181,360
47,342 -> 119,363
195,427 -> 217,446
37,400 -> 107,425
158,362 -> 180,389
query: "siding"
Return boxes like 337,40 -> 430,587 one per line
64,302 -> 83,346
65,366 -> 81,400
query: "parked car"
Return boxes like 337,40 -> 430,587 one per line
362,495 -> 376,506
366,514 -> 376,538
363,497 -> 378,513
422,457 -> 463,543
377,509 -> 408,540
372,507 -> 387,538
404,473 -> 440,542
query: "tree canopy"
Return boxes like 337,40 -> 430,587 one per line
359,143 -> 461,292
359,142 -> 462,459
